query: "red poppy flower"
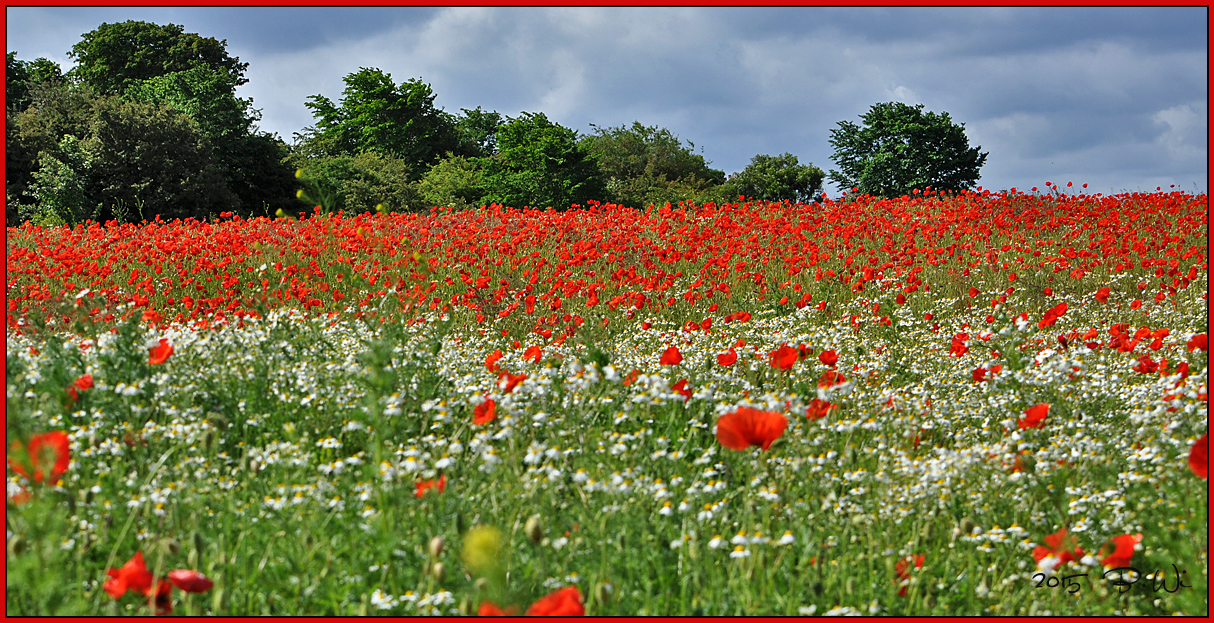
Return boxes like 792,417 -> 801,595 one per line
894,554 -> 924,597
716,349 -> 738,366
1133,355 -> 1159,374
8,431 -> 71,484
716,407 -> 787,451
949,333 -> 969,357
1099,533 -> 1143,568
672,379 -> 691,401
817,370 -> 847,389
972,367 -> 988,383
485,350 -> 504,372
478,601 -> 520,616
818,349 -> 839,367
104,551 -> 154,599
1038,302 -> 1067,329
473,399 -> 497,425
73,374 -> 94,391
525,586 -> 585,616
1032,528 -> 1084,568
1094,286 -> 1111,303
523,345 -> 542,363
659,346 -> 683,365
148,578 -> 173,615
167,570 -> 213,593
1190,434 -> 1207,479
1043,287 -> 1053,296
1018,403 -> 1049,430
148,338 -> 173,365
415,474 -> 447,498
1187,333 -> 1207,352
769,344 -> 798,370
805,398 -> 837,421
498,371 -> 527,393
968,287 -> 979,298
895,293 -> 906,305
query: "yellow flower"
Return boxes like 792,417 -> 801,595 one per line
296,190 -> 305,199
295,169 -> 303,179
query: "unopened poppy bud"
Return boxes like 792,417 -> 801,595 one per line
429,535 -> 444,559
459,597 -> 474,615
430,561 -> 446,581
845,577 -> 856,595
920,523 -> 931,541
594,581 -> 613,604
525,514 -> 544,544
193,531 -> 204,555
162,537 -> 180,555
959,518 -> 975,535
474,577 -> 490,592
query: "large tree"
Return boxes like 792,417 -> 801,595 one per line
67,21 -> 248,96
295,68 -> 461,178
580,121 -> 725,208
124,66 -> 297,217
720,153 -> 825,204
85,97 -> 238,222
828,102 -> 987,198
6,52 -> 66,113
479,112 -> 605,210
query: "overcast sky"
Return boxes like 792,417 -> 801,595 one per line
6,6 -> 1208,196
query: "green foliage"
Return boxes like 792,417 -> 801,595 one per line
479,112 -> 606,210
66,20 -> 248,96
294,151 -> 422,216
17,134 -> 99,226
297,68 -> 461,178
828,102 -> 988,198
418,154 -> 486,210
124,66 -> 296,218
580,122 -> 725,208
7,82 -> 103,223
87,97 -> 237,222
454,107 -> 504,157
123,65 -> 253,140
718,153 -> 825,204
6,52 -> 66,114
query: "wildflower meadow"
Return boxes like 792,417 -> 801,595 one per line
5,185 -> 1208,616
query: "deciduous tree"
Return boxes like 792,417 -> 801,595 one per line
828,102 -> 987,198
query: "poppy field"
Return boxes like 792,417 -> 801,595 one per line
5,185 -> 1209,616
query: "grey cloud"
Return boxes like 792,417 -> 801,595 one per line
6,6 -> 1206,194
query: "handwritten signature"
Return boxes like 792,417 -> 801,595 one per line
1033,565 -> 1192,595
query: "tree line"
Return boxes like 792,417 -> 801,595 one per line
5,20 -> 987,226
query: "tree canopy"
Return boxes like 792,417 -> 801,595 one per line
828,102 -> 987,198
296,68 -> 462,178
720,153 -> 824,204
479,112 -> 606,210
580,122 -> 725,208
67,21 -> 248,96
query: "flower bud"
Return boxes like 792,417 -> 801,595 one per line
430,561 -> 446,581
473,577 -> 490,592
162,537 -> 180,556
429,535 -> 444,559
461,526 -> 502,577
525,514 -> 544,544
594,581 -> 613,604
959,517 -> 975,535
